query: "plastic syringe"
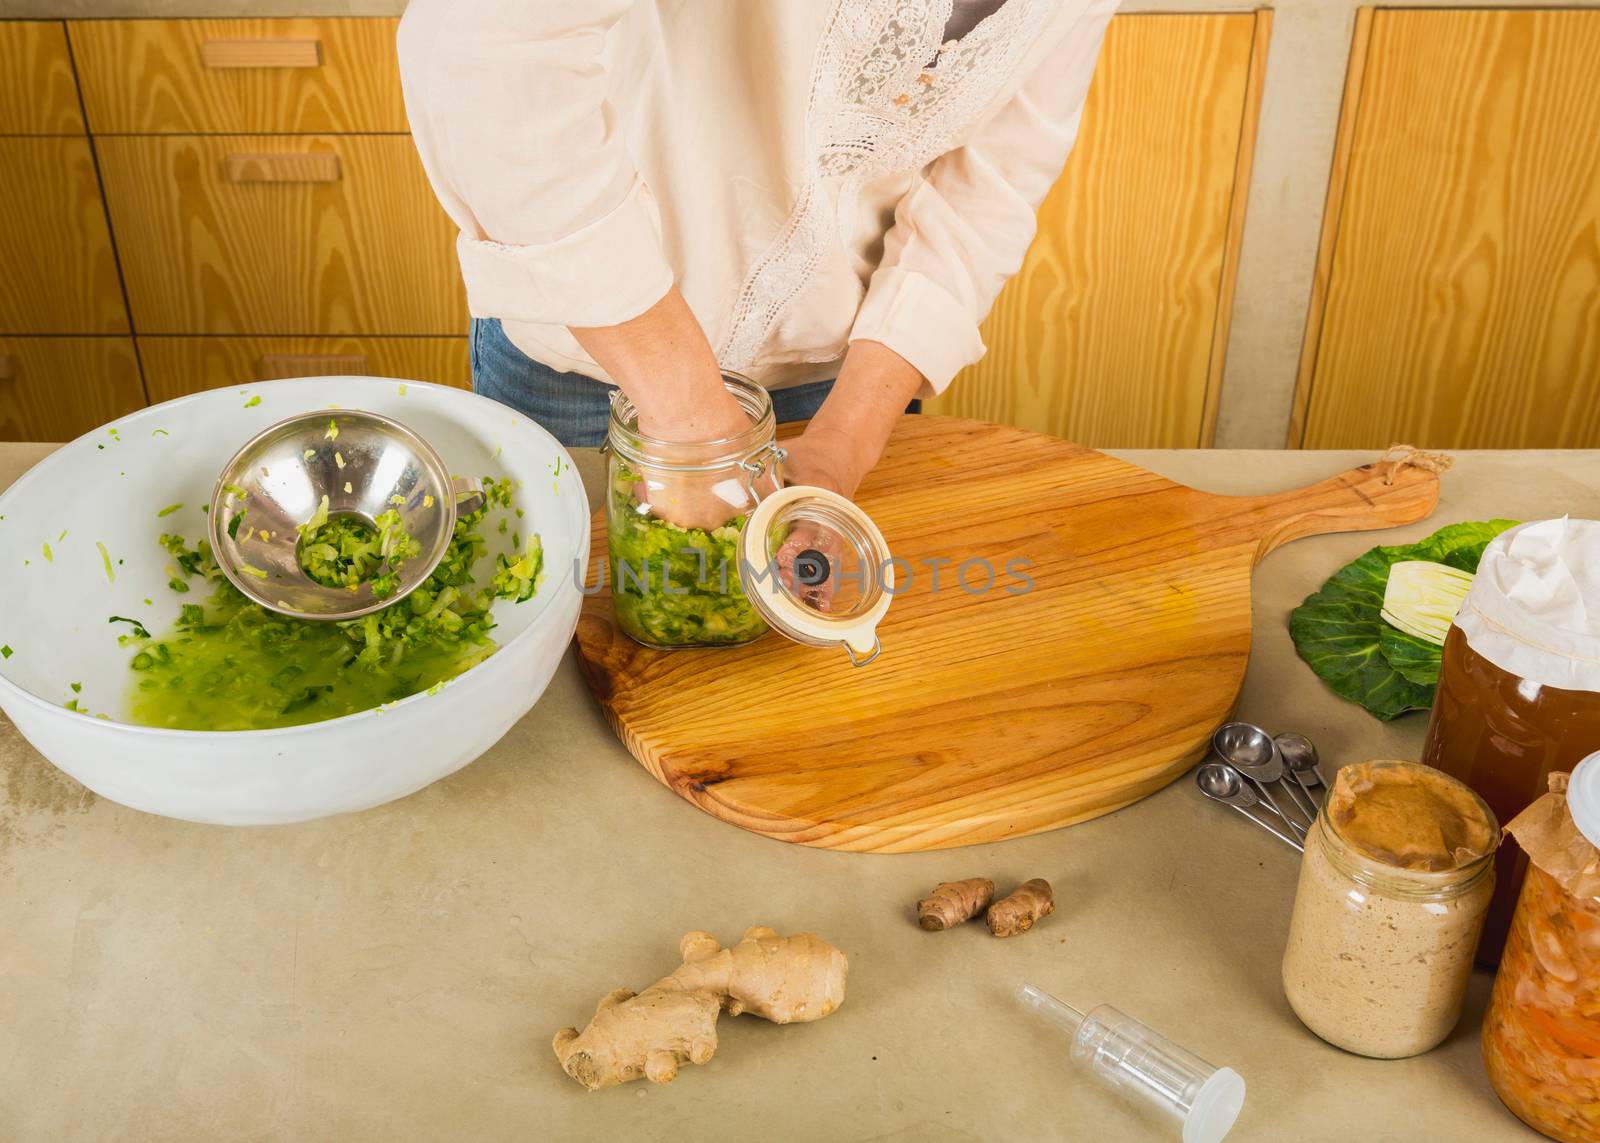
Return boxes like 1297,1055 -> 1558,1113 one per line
1016,984 -> 1246,1143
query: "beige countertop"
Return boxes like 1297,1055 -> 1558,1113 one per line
2,441 -> 1596,1142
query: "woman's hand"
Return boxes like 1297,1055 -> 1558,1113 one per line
771,341 -> 925,610
784,339 -> 925,498
765,432 -> 857,612
572,286 -> 752,529
778,427 -> 865,498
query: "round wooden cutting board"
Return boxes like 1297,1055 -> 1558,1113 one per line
575,417 -> 1439,853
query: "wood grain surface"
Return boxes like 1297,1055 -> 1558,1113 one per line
1297,9 -> 1600,450
1200,10 -> 1272,447
222,150 -> 341,183
575,416 -> 1441,852
0,336 -> 146,442
0,21 -> 85,135
0,137 -> 128,335
138,336 -> 469,402
200,38 -> 321,70
97,134 -> 466,335
67,18 -> 406,135
927,13 -> 1267,448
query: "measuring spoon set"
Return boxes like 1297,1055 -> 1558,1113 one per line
1195,723 -> 1329,853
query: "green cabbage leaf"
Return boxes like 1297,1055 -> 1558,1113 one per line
1289,520 -> 1518,720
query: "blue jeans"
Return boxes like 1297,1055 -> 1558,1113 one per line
470,318 -> 839,447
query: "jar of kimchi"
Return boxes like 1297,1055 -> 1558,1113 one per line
1421,518 -> 1600,963
1482,757 -> 1600,1142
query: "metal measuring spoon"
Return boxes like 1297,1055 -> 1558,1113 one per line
1212,722 -> 1309,837
1196,763 -> 1305,853
1274,733 -> 1327,815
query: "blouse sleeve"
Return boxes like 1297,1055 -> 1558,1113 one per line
849,0 -> 1119,395
397,0 -> 674,329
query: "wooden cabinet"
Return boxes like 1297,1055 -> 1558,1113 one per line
0,21 -> 84,134
0,22 -> 138,442
928,12 -> 1271,448
1293,9 -> 1600,449
138,336 -> 469,403
0,337 -> 145,441
0,139 -> 129,335
0,22 -> 126,338
67,18 -> 408,135
97,135 -> 466,336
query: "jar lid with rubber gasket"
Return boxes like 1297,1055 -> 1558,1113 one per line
739,483 -> 894,666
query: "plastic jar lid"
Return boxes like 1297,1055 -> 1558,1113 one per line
1567,753 -> 1600,851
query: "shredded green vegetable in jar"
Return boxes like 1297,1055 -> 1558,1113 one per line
607,465 -> 765,648
124,477 -> 544,731
295,494 -> 421,599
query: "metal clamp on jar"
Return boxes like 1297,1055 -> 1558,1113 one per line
603,372 -> 891,663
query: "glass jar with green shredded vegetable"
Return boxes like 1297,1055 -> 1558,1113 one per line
122,476 -> 543,731
605,374 -> 777,649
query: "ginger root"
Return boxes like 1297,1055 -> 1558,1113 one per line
917,878 -> 995,930
986,878 -> 1055,938
553,926 -> 847,1090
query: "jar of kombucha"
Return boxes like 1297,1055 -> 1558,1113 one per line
1482,760 -> 1600,1143
1421,519 -> 1600,963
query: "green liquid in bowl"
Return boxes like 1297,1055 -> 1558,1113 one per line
124,477 -> 544,732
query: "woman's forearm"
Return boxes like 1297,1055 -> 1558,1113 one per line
570,286 -> 747,441
803,339 -> 925,484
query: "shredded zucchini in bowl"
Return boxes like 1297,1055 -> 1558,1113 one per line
123,476 -> 544,731
295,494 -> 422,599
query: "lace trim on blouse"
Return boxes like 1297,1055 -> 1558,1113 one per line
717,0 -> 1052,371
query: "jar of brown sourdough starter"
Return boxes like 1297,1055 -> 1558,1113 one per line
1421,519 -> 1600,963
1282,761 -> 1497,1058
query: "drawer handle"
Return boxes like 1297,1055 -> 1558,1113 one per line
202,38 -> 322,69
224,152 -> 342,184
257,353 -> 370,380
0,354 -> 15,382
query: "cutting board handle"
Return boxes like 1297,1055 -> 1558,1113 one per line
1247,458 -> 1442,563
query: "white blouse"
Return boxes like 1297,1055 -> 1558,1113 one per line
399,0 -> 1117,396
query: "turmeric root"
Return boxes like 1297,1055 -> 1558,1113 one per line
917,878 -> 995,930
553,926 -> 848,1090
986,878 -> 1055,938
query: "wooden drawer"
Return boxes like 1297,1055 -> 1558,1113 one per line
139,336 -> 469,403
928,12 -> 1270,447
98,135 -> 466,336
1295,9 -> 1600,448
0,138 -> 128,335
67,18 -> 406,134
0,337 -> 147,442
0,21 -> 84,134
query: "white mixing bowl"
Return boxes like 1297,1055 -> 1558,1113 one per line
0,378 -> 589,824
